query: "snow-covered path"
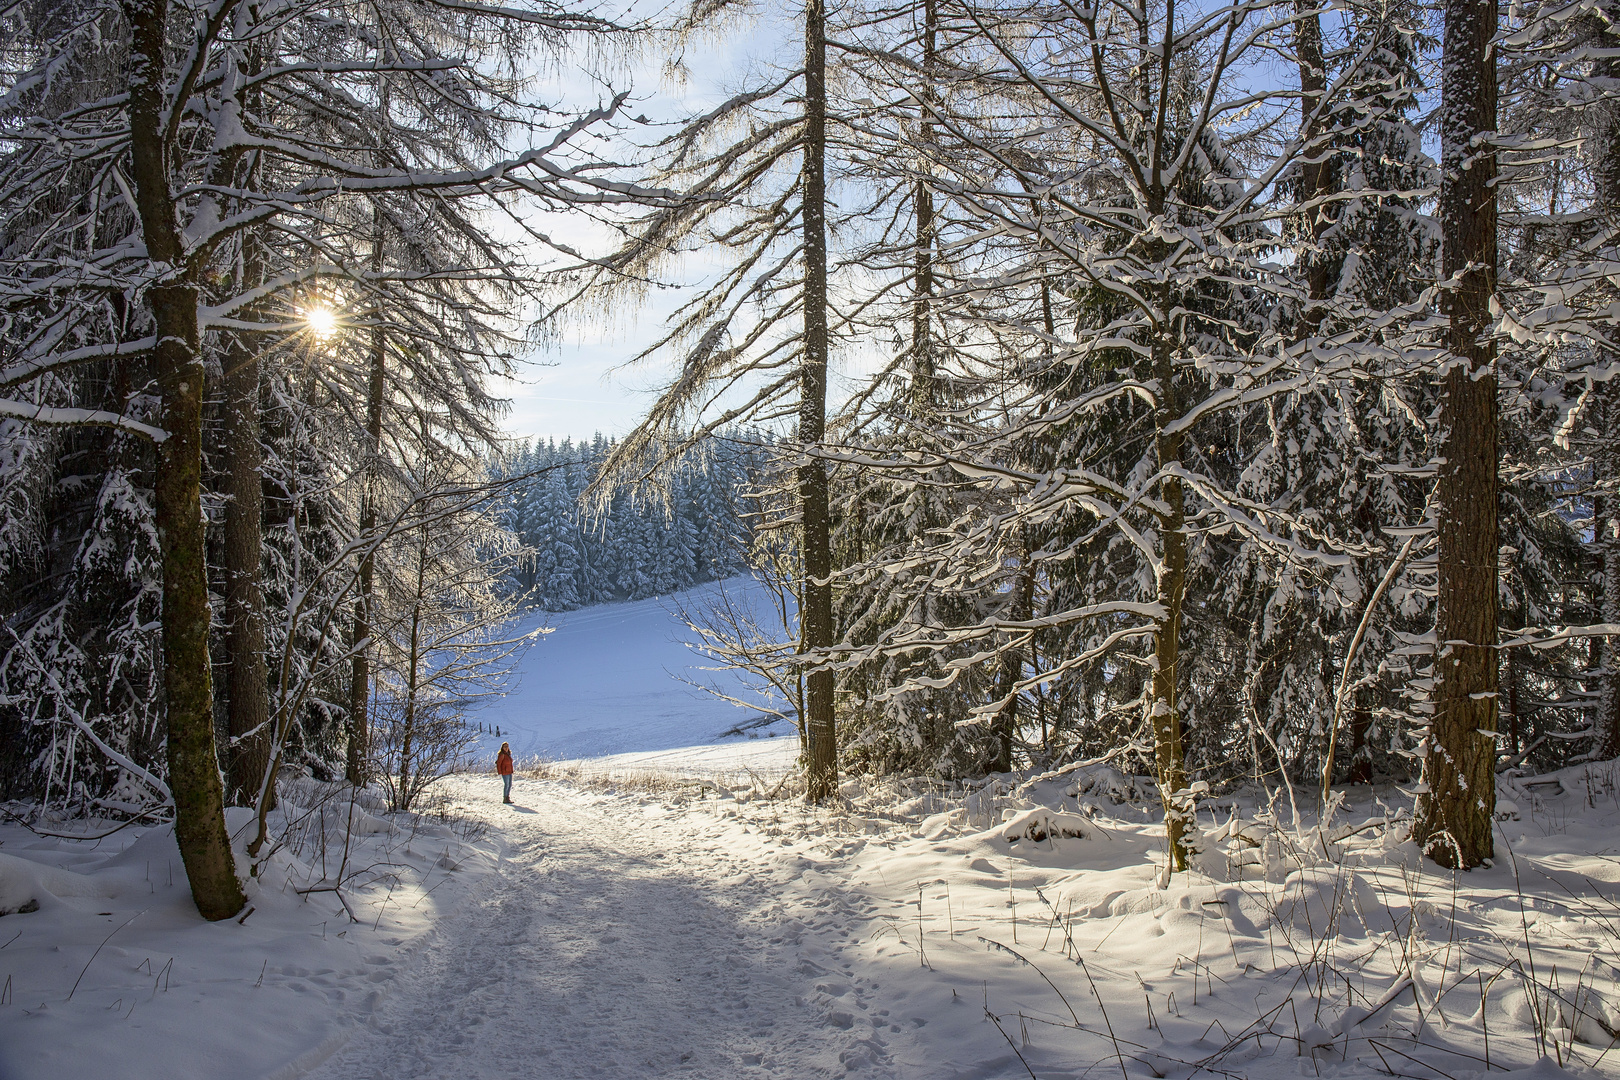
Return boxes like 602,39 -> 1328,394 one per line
294,768 -> 1610,1080
304,779 -> 889,1080
10,761 -> 1602,1080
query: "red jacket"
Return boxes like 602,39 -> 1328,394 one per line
496,749 -> 514,776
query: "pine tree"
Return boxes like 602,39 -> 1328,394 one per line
1414,0 -> 1501,868
0,0 -> 648,912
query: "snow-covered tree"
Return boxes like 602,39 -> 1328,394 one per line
0,0 -> 650,917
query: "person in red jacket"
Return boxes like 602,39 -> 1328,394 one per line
496,742 -> 515,803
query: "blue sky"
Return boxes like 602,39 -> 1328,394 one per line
496,4 -> 799,446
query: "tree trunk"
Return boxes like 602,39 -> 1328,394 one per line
1596,385 -> 1620,759
1347,686 -> 1374,784
801,0 -> 837,802
347,226 -> 387,787
222,321 -> 270,807
910,0 -> 937,419
1295,0 -> 1352,791
991,531 -> 1034,773
1146,63 -> 1191,867
124,0 -> 245,920
399,528 -> 431,811
1414,0 -> 1499,869
1505,642 -> 1522,758
1294,0 -> 1332,339
1152,342 -> 1191,870
1590,12 -> 1620,762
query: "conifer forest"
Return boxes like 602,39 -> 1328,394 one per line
1,4 -> 1620,1073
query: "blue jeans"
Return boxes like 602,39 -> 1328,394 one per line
502,773 -> 513,800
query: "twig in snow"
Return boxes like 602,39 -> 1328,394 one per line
67,909 -> 143,1002
411,873 -> 453,909
916,882 -> 930,969
1496,822 -> 1548,1058
977,936 -> 1081,1026
984,1007 -> 1041,1080
1076,953 -> 1130,1080
373,878 -> 400,930
1367,1039 -> 1460,1080
298,885 -> 359,923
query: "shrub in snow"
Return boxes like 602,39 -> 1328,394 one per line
0,851 -> 111,914
1568,985 -> 1620,1047
999,808 -> 1091,845
346,808 -> 395,836
1273,867 -> 1389,938
964,785 -> 1004,829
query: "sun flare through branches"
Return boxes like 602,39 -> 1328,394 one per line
303,305 -> 338,341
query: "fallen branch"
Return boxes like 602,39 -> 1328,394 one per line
296,885 -> 360,923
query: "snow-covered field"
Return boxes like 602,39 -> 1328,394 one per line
479,577 -> 797,762
3,585 -> 1618,1079
537,737 -> 800,784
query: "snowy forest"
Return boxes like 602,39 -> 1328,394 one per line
0,0 -> 1618,934
497,435 -> 765,609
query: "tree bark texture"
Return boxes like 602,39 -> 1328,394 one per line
1294,0 -> 1332,338
124,0 -> 246,920
398,539 -> 426,812
1152,337 -> 1191,871
1414,0 -> 1499,869
801,0 -> 837,802
1596,386 -> 1620,760
991,531 -> 1034,773
222,324 -> 270,806
1590,11 -> 1620,762
909,0 -> 937,419
347,316 -> 386,786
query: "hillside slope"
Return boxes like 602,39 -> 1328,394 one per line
481,577 -> 797,762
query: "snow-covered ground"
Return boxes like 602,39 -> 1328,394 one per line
0,783 -> 501,1080
0,580 -> 806,1080
4,581 -> 1618,1079
4,759 -> 1620,1078
480,578 -> 797,761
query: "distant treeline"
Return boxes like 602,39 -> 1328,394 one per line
498,434 -> 774,611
